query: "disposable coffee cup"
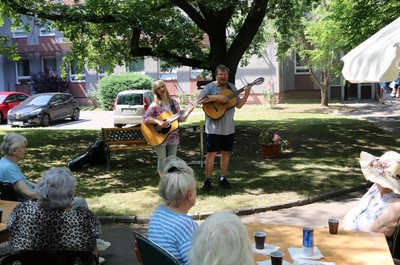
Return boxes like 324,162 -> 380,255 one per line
253,231 -> 266,249
328,218 -> 339,234
270,251 -> 284,265
0,208 -> 3,222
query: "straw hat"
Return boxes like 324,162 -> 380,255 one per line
359,151 -> 400,194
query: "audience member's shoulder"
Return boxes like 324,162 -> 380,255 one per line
13,200 -> 37,211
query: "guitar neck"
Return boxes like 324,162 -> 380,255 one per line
227,83 -> 254,100
165,104 -> 193,123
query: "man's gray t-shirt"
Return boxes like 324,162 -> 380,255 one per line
200,82 -> 240,135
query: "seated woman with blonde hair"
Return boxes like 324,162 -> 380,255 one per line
189,211 -> 254,265
340,151 -> 400,238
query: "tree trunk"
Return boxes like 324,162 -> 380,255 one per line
320,85 -> 329,107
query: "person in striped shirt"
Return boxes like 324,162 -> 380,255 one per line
148,156 -> 198,265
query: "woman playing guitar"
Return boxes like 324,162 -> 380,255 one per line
142,80 -> 193,177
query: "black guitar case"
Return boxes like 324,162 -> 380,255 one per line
67,140 -> 107,171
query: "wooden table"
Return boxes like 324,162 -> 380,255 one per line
247,223 -> 394,265
0,200 -> 19,243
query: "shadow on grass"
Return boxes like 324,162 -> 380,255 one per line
0,114 -> 394,216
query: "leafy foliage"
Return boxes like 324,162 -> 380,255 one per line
330,0 -> 400,53
30,70 -> 70,93
97,72 -> 153,110
0,0 -> 270,82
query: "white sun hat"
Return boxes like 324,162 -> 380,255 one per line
359,151 -> 400,194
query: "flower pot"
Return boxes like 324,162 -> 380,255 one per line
260,143 -> 280,158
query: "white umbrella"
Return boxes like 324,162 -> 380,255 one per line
341,17 -> 400,83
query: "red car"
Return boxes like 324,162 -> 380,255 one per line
0,92 -> 29,122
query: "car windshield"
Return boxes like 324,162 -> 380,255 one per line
0,95 -> 6,103
117,94 -> 143,105
23,95 -> 53,105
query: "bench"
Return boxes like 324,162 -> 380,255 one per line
101,127 -> 152,170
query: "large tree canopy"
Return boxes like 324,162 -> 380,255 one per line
0,0 -> 306,82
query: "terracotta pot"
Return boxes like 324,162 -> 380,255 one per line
260,143 -> 280,158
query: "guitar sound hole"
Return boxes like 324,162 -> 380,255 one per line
154,124 -> 171,135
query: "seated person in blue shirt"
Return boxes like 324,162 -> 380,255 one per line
148,156 -> 198,265
0,132 -> 37,201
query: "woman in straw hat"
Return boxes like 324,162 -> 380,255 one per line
339,151 -> 400,237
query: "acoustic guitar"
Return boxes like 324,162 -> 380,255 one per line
202,77 -> 264,120
140,103 -> 196,146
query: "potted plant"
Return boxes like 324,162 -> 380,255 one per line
259,129 -> 289,158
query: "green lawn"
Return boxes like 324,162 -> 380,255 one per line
1,103 -> 393,217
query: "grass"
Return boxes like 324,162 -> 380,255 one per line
1,103 -> 395,217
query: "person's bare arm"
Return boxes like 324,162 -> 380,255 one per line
236,86 -> 251,109
13,180 -> 38,200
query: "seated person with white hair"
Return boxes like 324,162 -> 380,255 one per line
0,132 -> 110,252
340,151 -> 400,238
189,211 -> 254,265
7,167 -> 106,264
148,156 -> 198,265
0,132 -> 38,201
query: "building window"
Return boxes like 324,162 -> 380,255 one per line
159,60 -> 177,80
39,21 -> 56,37
70,62 -> 86,82
42,57 -> 57,72
295,53 -> 310,74
15,59 -> 30,84
12,28 -> 28,38
128,58 -> 145,73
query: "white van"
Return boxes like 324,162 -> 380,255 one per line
112,90 -> 154,127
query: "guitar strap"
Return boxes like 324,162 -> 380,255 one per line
169,98 -> 177,114
226,82 -> 233,91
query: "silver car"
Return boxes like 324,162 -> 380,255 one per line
112,90 -> 154,128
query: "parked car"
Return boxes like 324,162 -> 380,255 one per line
0,92 -> 29,123
8,93 -> 80,127
112,90 -> 153,128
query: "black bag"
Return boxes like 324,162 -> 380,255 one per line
86,140 -> 107,165
67,153 -> 91,171
67,140 -> 107,171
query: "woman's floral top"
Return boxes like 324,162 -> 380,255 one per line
142,98 -> 181,145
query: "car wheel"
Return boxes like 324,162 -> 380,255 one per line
41,114 -> 51,127
71,108 -> 80,121
0,113 -> 3,124
114,124 -> 123,128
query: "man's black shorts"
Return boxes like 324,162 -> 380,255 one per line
206,133 -> 234,152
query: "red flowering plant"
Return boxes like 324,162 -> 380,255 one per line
259,129 -> 289,151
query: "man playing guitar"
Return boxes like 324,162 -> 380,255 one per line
198,64 -> 251,191
142,80 -> 193,177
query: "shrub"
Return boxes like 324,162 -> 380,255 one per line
97,73 -> 153,110
30,70 -> 70,93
